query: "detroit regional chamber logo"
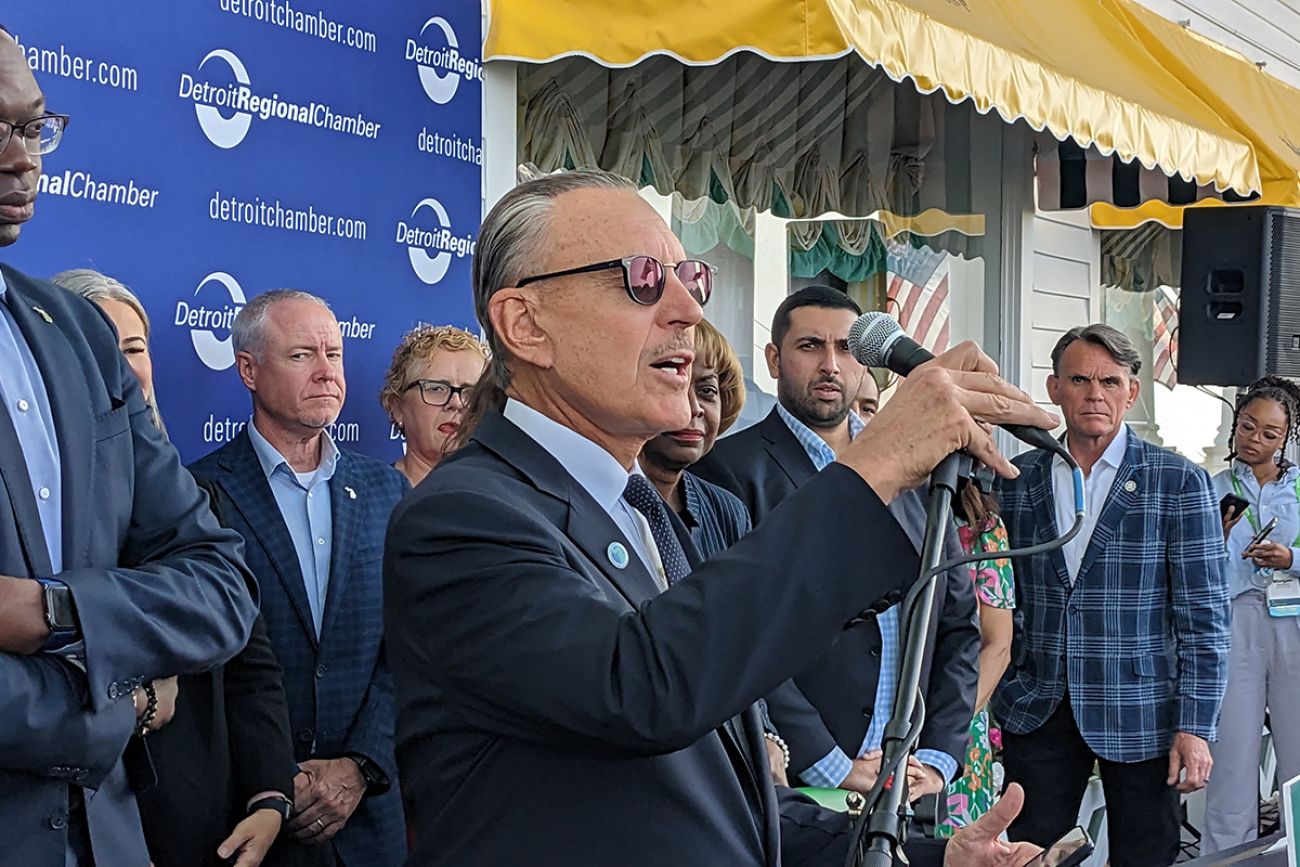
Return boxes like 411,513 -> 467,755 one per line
408,17 -> 483,105
176,271 -> 246,370
179,48 -> 381,149
396,198 -> 476,286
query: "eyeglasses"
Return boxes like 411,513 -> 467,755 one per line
516,255 -> 715,307
0,114 -> 70,157
404,379 -> 472,407
1237,419 -> 1284,446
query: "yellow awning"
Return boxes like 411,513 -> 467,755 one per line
486,0 -> 1261,198
1091,0 -> 1300,230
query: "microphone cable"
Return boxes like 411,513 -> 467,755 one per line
844,441 -> 1087,867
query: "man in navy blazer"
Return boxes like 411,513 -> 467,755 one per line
384,169 -> 1053,867
693,288 -> 978,806
0,27 -> 258,866
994,324 -> 1229,867
190,290 -> 407,867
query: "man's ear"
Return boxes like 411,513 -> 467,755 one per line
764,343 -> 780,380
235,351 -> 258,393
490,289 -> 554,371
1046,374 -> 1061,407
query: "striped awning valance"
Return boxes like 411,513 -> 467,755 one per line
517,55 -> 1001,262
1037,136 -> 1258,213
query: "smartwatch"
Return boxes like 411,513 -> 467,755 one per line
346,754 -> 389,794
34,578 -> 78,650
247,795 -> 293,821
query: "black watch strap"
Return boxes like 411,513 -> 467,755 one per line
346,754 -> 389,794
248,795 -> 293,821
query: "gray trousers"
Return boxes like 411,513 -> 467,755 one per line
1203,592 -> 1300,854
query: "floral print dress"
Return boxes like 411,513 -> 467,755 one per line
935,516 -> 1016,838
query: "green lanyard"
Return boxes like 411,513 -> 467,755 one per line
1231,471 -> 1300,545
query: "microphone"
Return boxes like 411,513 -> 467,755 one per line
848,312 -> 1061,454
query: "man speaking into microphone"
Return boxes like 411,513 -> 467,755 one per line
383,169 -> 1054,867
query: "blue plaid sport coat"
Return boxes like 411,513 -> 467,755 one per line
190,431 -> 408,866
992,433 -> 1230,763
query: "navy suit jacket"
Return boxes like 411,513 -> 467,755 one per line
693,407 -> 979,781
0,265 -> 258,867
994,435 -> 1229,762
384,410 -> 937,867
190,432 -> 408,867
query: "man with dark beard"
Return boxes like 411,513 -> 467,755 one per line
694,286 -> 978,814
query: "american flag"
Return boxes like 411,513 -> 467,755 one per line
1153,284 -> 1179,389
885,242 -> 950,354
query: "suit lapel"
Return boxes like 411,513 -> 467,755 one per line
1075,436 -> 1142,583
474,412 -> 663,607
218,433 -> 318,646
759,410 -> 817,487
5,277 -> 98,569
0,402 -> 53,576
320,455 -> 362,640
1031,454 -> 1072,588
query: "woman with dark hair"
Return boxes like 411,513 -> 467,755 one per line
1204,375 -> 1300,854
936,475 -> 1015,837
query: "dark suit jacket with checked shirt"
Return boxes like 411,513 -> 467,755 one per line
190,432 -> 408,866
993,433 -> 1231,763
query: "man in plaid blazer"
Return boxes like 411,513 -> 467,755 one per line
994,324 -> 1229,867
191,290 -> 407,867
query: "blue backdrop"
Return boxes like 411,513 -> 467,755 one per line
6,1 -> 483,462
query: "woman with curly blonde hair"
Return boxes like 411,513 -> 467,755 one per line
380,325 -> 487,486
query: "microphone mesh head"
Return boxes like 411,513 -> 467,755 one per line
848,312 -> 903,367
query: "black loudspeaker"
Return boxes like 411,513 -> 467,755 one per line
1178,205 -> 1300,386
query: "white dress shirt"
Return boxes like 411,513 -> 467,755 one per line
1052,424 -> 1130,582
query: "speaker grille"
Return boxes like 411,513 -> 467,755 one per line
1265,211 -> 1300,378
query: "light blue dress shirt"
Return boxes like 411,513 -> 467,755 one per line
247,418 -> 338,637
1212,461 -> 1300,599
775,404 -> 958,789
503,399 -> 657,573
0,270 -> 64,574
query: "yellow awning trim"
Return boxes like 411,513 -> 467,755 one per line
486,0 -> 1261,199
1091,0 -> 1300,230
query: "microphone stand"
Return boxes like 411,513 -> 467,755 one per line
861,451 -> 971,867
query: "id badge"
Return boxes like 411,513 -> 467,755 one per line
1267,572 -> 1300,618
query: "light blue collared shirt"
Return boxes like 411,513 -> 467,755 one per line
503,399 -> 657,573
776,405 -> 958,789
1212,461 -> 1300,599
0,269 -> 63,574
247,418 -> 338,637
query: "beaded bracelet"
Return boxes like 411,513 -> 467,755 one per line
763,731 -> 791,770
137,681 -> 158,737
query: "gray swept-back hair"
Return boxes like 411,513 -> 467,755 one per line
472,168 -> 635,390
1051,323 -> 1141,376
232,289 -> 333,361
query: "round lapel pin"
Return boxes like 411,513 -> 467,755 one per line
1123,480 -> 1137,493
607,542 -> 629,570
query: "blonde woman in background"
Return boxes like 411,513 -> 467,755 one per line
380,325 -> 487,486
51,268 -> 165,433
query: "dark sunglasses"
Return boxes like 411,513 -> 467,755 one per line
515,255 -> 714,306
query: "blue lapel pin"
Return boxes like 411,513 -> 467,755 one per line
607,542 -> 629,570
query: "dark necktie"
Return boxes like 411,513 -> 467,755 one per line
622,475 -> 690,585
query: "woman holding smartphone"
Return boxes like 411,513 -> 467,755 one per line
1204,375 -> 1300,854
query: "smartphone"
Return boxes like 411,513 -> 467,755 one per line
1248,516 -> 1279,551
1025,826 -> 1094,867
1220,493 -> 1250,520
